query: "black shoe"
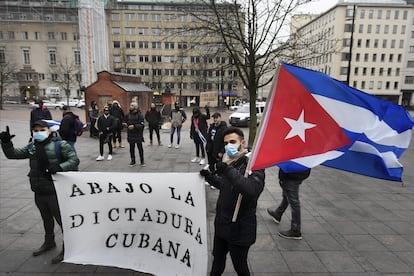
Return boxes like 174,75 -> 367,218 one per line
32,241 -> 56,256
51,249 -> 64,264
129,161 -> 136,167
278,229 -> 302,240
267,208 -> 281,224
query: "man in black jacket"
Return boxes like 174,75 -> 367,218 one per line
58,106 -> 80,152
96,106 -> 117,161
190,106 -> 210,165
267,168 -> 311,240
200,127 -> 265,276
206,112 -> 227,168
123,102 -> 145,166
145,103 -> 162,146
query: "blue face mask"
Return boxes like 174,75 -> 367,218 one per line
225,143 -> 240,158
33,131 -> 49,142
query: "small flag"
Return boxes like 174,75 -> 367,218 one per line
250,63 -> 414,182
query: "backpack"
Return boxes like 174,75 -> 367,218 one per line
171,111 -> 183,127
54,140 -> 79,171
74,116 -> 84,136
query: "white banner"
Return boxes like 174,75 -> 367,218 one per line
53,172 -> 208,276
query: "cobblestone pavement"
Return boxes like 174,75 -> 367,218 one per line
1,104 -> 414,275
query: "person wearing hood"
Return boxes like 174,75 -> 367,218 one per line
58,106 -> 81,152
0,121 -> 79,264
30,100 -> 52,136
109,100 -> 125,148
206,112 -> 227,169
145,103 -> 162,146
190,105 -> 210,165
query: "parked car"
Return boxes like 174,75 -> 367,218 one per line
29,100 -> 65,110
58,98 -> 79,107
76,99 -> 85,108
229,102 -> 266,127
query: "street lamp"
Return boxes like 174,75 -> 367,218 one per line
346,4 -> 356,85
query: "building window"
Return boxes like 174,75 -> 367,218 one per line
355,53 -> 360,61
365,39 -> 370,48
375,24 -> 380,34
138,41 -> 148,48
165,42 -> 174,49
21,31 -> 28,40
51,73 -> 58,81
165,69 -> 174,76
74,49 -> 81,65
112,13 -> 120,21
49,49 -> 56,65
364,53 -> 369,62
367,24 -> 372,34
126,55 -> 136,62
359,9 -> 365,19
377,9 -> 382,19
137,13 -> 148,21
408,61 -> 414,68
340,67 -> 348,75
389,54 -> 393,62
9,31 -> 15,39
377,81 -> 382,89
23,48 -> 30,65
372,53 -> 377,62
374,39 -> 378,48
140,69 -> 149,76
399,40 -> 404,48
379,68 -> 384,76
0,48 -> 5,63
401,25 -> 406,35
392,25 -> 397,34
385,81 -> 390,89
371,67 -> 375,75
361,81 -> 365,89
112,27 -> 120,35
73,32 -> 79,40
126,68 -> 136,75
152,55 -> 162,62
35,32 -> 41,40
152,42 -> 161,49
358,24 -> 363,33
152,28 -> 162,36
382,39 -> 387,48
125,28 -> 135,35
139,55 -> 149,62
394,82 -> 398,90
152,14 -> 162,21
0,31 -> 3,40
354,67 -> 359,75
48,32 -> 55,40
362,67 -> 367,76
396,68 -> 400,76
369,81 -> 374,89
113,41 -> 120,48
177,42 -> 188,49
394,10 -> 399,20
368,10 -> 374,19
391,40 -> 395,48
387,68 -> 392,76
125,13 -> 135,21
386,10 -> 391,20
138,28 -> 148,35
152,69 -> 162,76
113,56 -> 121,62
126,41 -> 135,48
38,73 -> 45,81
357,39 -> 362,47
404,76 -> 414,84
61,32 -> 67,40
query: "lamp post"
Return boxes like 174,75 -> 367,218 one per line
346,4 -> 356,85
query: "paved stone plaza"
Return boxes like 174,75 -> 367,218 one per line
1,105 -> 414,275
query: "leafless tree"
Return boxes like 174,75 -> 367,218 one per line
0,61 -> 18,110
51,57 -> 80,107
184,0 -> 337,146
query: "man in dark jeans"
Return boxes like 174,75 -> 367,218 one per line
267,168 -> 311,240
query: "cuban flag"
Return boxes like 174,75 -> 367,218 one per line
43,119 -> 61,132
250,63 -> 414,182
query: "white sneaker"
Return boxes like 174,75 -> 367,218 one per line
107,154 -> 113,160
175,145 -> 180,149
199,158 -> 206,165
191,157 -> 199,163
96,155 -> 104,161
168,144 -> 172,148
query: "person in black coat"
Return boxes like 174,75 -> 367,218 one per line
200,127 -> 265,276
206,112 -> 227,168
96,106 -> 117,161
58,106 -> 80,152
110,100 -> 125,148
30,100 -> 52,136
190,106 -> 210,165
145,103 -> 162,146
123,102 -> 145,166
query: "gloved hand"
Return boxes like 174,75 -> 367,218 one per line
48,164 -> 63,174
0,126 -> 15,143
215,162 -> 228,174
200,169 -> 211,178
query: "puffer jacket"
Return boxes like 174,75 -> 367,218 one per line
1,134 -> 79,195
124,111 -> 145,143
205,155 -> 265,246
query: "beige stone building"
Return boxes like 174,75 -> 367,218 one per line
289,0 -> 414,106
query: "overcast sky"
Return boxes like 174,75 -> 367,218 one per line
296,0 -> 338,14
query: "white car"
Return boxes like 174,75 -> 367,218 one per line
76,99 -> 85,108
58,99 -> 79,107
29,100 -> 65,110
229,102 -> 266,127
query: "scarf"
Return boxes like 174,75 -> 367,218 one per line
34,134 -> 53,174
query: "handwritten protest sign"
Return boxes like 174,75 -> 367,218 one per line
53,172 -> 207,276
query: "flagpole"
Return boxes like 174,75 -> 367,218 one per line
231,65 -> 282,222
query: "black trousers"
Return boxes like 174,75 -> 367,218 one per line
148,124 -> 160,142
112,126 -> 122,144
99,133 -> 113,155
193,135 -> 205,158
129,141 -> 144,164
210,235 -> 251,276
276,179 -> 301,231
34,193 -> 62,239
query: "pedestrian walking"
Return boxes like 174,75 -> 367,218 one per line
110,100 -> 125,148
88,100 -> 99,138
206,112 -> 227,168
30,100 -> 52,136
58,106 -> 83,152
123,102 -> 145,167
190,106 -> 210,165
145,103 -> 162,146
267,168 -> 311,240
200,127 -> 265,276
96,106 -> 117,161
168,102 -> 187,149
0,121 -> 79,264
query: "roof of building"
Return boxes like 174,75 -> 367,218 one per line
113,81 -> 152,92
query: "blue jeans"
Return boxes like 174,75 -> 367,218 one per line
170,125 -> 182,145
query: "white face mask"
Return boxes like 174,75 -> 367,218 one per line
225,143 -> 240,158
33,131 -> 49,142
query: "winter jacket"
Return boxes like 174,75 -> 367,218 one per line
110,105 -> 125,130
1,134 -> 79,195
59,111 -> 78,142
205,155 -> 265,246
124,111 -> 145,143
30,107 -> 52,129
145,108 -> 162,127
97,114 -> 117,135
169,109 -> 187,128
206,120 -> 227,161
190,108 -> 210,143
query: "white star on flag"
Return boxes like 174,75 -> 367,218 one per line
284,110 -> 316,142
